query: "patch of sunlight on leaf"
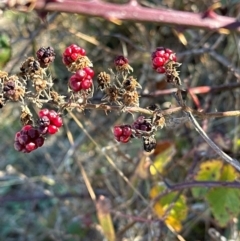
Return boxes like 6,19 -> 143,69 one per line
150,141 -> 176,176
150,183 -> 188,232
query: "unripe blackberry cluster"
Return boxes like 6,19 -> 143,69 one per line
14,125 -> 45,153
38,109 -> 63,135
113,125 -> 132,143
36,46 -> 55,68
151,47 -> 176,73
69,67 -> 94,92
62,44 -> 86,66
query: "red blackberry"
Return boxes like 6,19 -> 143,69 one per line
62,44 -> 86,66
114,56 -> 129,67
151,47 -> 176,73
68,67 -> 94,92
113,125 -> 132,143
114,55 -> 132,72
38,109 -> 63,135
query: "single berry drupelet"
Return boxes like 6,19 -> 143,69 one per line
151,47 -> 176,73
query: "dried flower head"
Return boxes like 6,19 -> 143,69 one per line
33,78 -> 48,92
20,57 -> 42,77
102,85 -> 121,104
122,76 -> 141,91
122,90 -> 139,106
164,60 -> 182,86
67,56 -> 93,73
20,105 -> 33,125
97,71 -> 111,90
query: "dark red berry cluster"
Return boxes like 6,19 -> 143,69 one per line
62,44 -> 86,66
113,125 -> 132,143
69,67 -> 94,92
38,109 -> 63,135
14,125 -> 44,153
114,55 -> 132,72
114,55 -> 129,67
14,109 -> 63,153
36,46 -> 55,68
151,47 -> 176,73
113,115 -> 158,152
132,116 -> 152,137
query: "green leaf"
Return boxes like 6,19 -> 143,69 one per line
67,220 -> 86,237
192,159 -> 240,227
207,187 -> 240,227
0,33 -> 11,68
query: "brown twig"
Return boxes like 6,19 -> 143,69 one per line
3,0 -> 240,32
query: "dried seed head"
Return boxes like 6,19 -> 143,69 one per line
67,56 -> 93,72
122,90 -> 139,106
164,60 -> 182,86
34,78 -> 47,92
152,112 -> 165,129
50,91 -> 65,104
0,71 -> 8,81
20,57 -> 42,76
10,86 -> 25,101
97,71 -> 111,90
103,85 -> 121,104
20,105 -> 33,125
122,76 -> 141,91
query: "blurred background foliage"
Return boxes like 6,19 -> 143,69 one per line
1,0 -> 240,240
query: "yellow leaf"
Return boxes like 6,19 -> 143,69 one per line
150,143 -> 176,175
150,184 -> 188,232
166,216 -> 182,232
